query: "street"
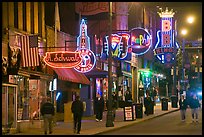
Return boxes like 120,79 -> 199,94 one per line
99,108 -> 202,135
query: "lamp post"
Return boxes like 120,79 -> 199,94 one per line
106,2 -> 114,127
178,16 -> 194,93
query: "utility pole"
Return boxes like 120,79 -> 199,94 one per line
106,2 -> 114,127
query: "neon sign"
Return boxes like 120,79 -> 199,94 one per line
44,19 -> 96,73
154,7 -> 179,64
74,48 -> 96,73
43,51 -> 82,68
74,19 -> 96,73
129,27 -> 152,55
103,32 -> 132,60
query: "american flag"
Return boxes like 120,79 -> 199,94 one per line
20,35 -> 39,67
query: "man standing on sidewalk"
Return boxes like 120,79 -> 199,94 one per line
95,93 -> 104,122
40,97 -> 55,135
189,94 -> 200,123
179,94 -> 188,122
71,95 -> 84,134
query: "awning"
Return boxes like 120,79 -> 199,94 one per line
53,68 -> 90,85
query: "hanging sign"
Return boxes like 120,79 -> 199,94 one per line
103,32 -> 132,60
153,7 -> 179,64
129,27 -> 152,55
43,51 -> 82,68
44,19 -> 96,73
74,19 -> 96,73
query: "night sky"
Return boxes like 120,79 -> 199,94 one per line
45,2 -> 202,41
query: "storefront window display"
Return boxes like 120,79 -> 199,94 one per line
13,75 -> 48,121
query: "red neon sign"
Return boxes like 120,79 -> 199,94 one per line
43,51 -> 82,68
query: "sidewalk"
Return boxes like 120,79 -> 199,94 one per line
12,102 -> 179,135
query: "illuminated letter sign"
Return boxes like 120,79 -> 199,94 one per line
74,19 -> 96,73
130,27 -> 152,55
43,51 -> 82,68
154,7 -> 179,64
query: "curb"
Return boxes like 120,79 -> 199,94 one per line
94,108 -> 180,135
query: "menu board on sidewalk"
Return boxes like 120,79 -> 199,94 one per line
124,106 -> 133,120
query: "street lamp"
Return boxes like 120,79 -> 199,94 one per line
180,28 -> 187,91
178,16 -> 195,92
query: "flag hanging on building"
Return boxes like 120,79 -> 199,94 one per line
21,35 -> 40,67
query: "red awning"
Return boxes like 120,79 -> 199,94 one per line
53,68 -> 90,85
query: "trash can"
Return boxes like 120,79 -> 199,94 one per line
171,95 -> 178,108
135,103 -> 143,118
161,98 -> 168,110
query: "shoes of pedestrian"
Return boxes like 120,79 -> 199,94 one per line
49,131 -> 52,134
100,119 -> 102,121
77,131 -> 80,134
96,119 -> 99,122
44,131 -> 47,135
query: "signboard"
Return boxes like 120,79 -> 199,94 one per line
129,27 -> 152,55
103,33 -> 132,60
124,106 -> 133,120
44,51 -> 82,68
44,19 -> 96,73
74,19 -> 96,73
153,7 -> 179,64
124,105 -> 136,121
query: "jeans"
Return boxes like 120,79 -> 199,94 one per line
180,109 -> 186,120
43,114 -> 53,133
73,113 -> 82,133
191,108 -> 198,120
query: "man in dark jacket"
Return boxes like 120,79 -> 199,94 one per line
40,97 -> 55,135
71,95 -> 84,134
95,94 -> 104,122
189,94 -> 200,123
179,95 -> 188,122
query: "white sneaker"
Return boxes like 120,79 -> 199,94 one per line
96,119 -> 99,122
100,119 -> 102,121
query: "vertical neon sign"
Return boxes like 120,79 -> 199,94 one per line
153,7 -> 179,64
74,19 -> 96,73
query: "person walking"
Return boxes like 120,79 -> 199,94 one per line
179,94 -> 188,122
40,97 -> 55,135
189,94 -> 200,123
95,93 -> 104,122
71,95 -> 84,134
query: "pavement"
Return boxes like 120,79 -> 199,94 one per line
11,102 -> 179,135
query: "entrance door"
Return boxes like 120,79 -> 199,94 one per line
2,83 -> 17,129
